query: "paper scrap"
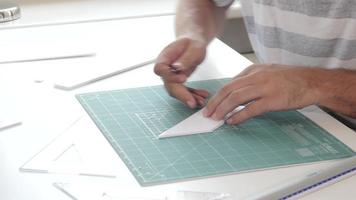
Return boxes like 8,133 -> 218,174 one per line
0,118 -> 21,131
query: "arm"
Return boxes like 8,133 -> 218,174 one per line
317,68 -> 356,118
175,0 -> 228,45
154,0 -> 231,109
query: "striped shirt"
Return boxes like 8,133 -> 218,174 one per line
214,0 -> 356,70
213,0 -> 356,127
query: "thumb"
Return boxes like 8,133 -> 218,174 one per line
171,42 -> 206,76
156,38 -> 190,65
165,82 -> 198,109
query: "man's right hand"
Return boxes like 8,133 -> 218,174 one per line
154,37 -> 210,109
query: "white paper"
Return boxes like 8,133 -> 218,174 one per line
49,17 -> 172,90
0,117 -> 21,131
0,98 -> 22,131
53,182 -> 233,200
159,106 -> 245,139
159,109 -> 224,139
176,191 -> 233,200
53,182 -> 168,200
53,58 -> 155,90
0,42 -> 94,64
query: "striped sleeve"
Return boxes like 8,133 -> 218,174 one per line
240,0 -> 356,70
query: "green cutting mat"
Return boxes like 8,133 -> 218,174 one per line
76,78 -> 354,186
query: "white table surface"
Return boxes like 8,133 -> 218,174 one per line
0,6 -> 356,200
3,0 -> 241,29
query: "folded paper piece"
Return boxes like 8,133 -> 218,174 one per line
159,106 -> 246,139
158,109 -> 224,139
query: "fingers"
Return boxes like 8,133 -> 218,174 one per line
203,76 -> 253,117
154,63 -> 188,82
155,38 -> 208,110
154,38 -> 189,83
188,87 -> 210,98
191,88 -> 210,107
156,38 -> 190,64
165,83 -> 207,109
192,93 -> 206,107
200,64 -> 306,124
154,38 -> 191,83
172,43 -> 206,76
154,38 -> 206,84
165,83 -> 196,108
210,86 -> 262,120
226,100 -> 270,125
154,38 -> 209,110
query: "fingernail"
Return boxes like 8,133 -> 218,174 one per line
226,119 -> 233,125
187,100 -> 195,108
172,62 -> 183,69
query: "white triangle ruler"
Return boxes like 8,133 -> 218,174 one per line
20,116 -> 117,177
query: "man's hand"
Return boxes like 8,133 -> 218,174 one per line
153,0 -> 230,108
203,64 -> 322,124
154,37 -> 210,108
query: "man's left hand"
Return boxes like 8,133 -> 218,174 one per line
203,64 -> 322,124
